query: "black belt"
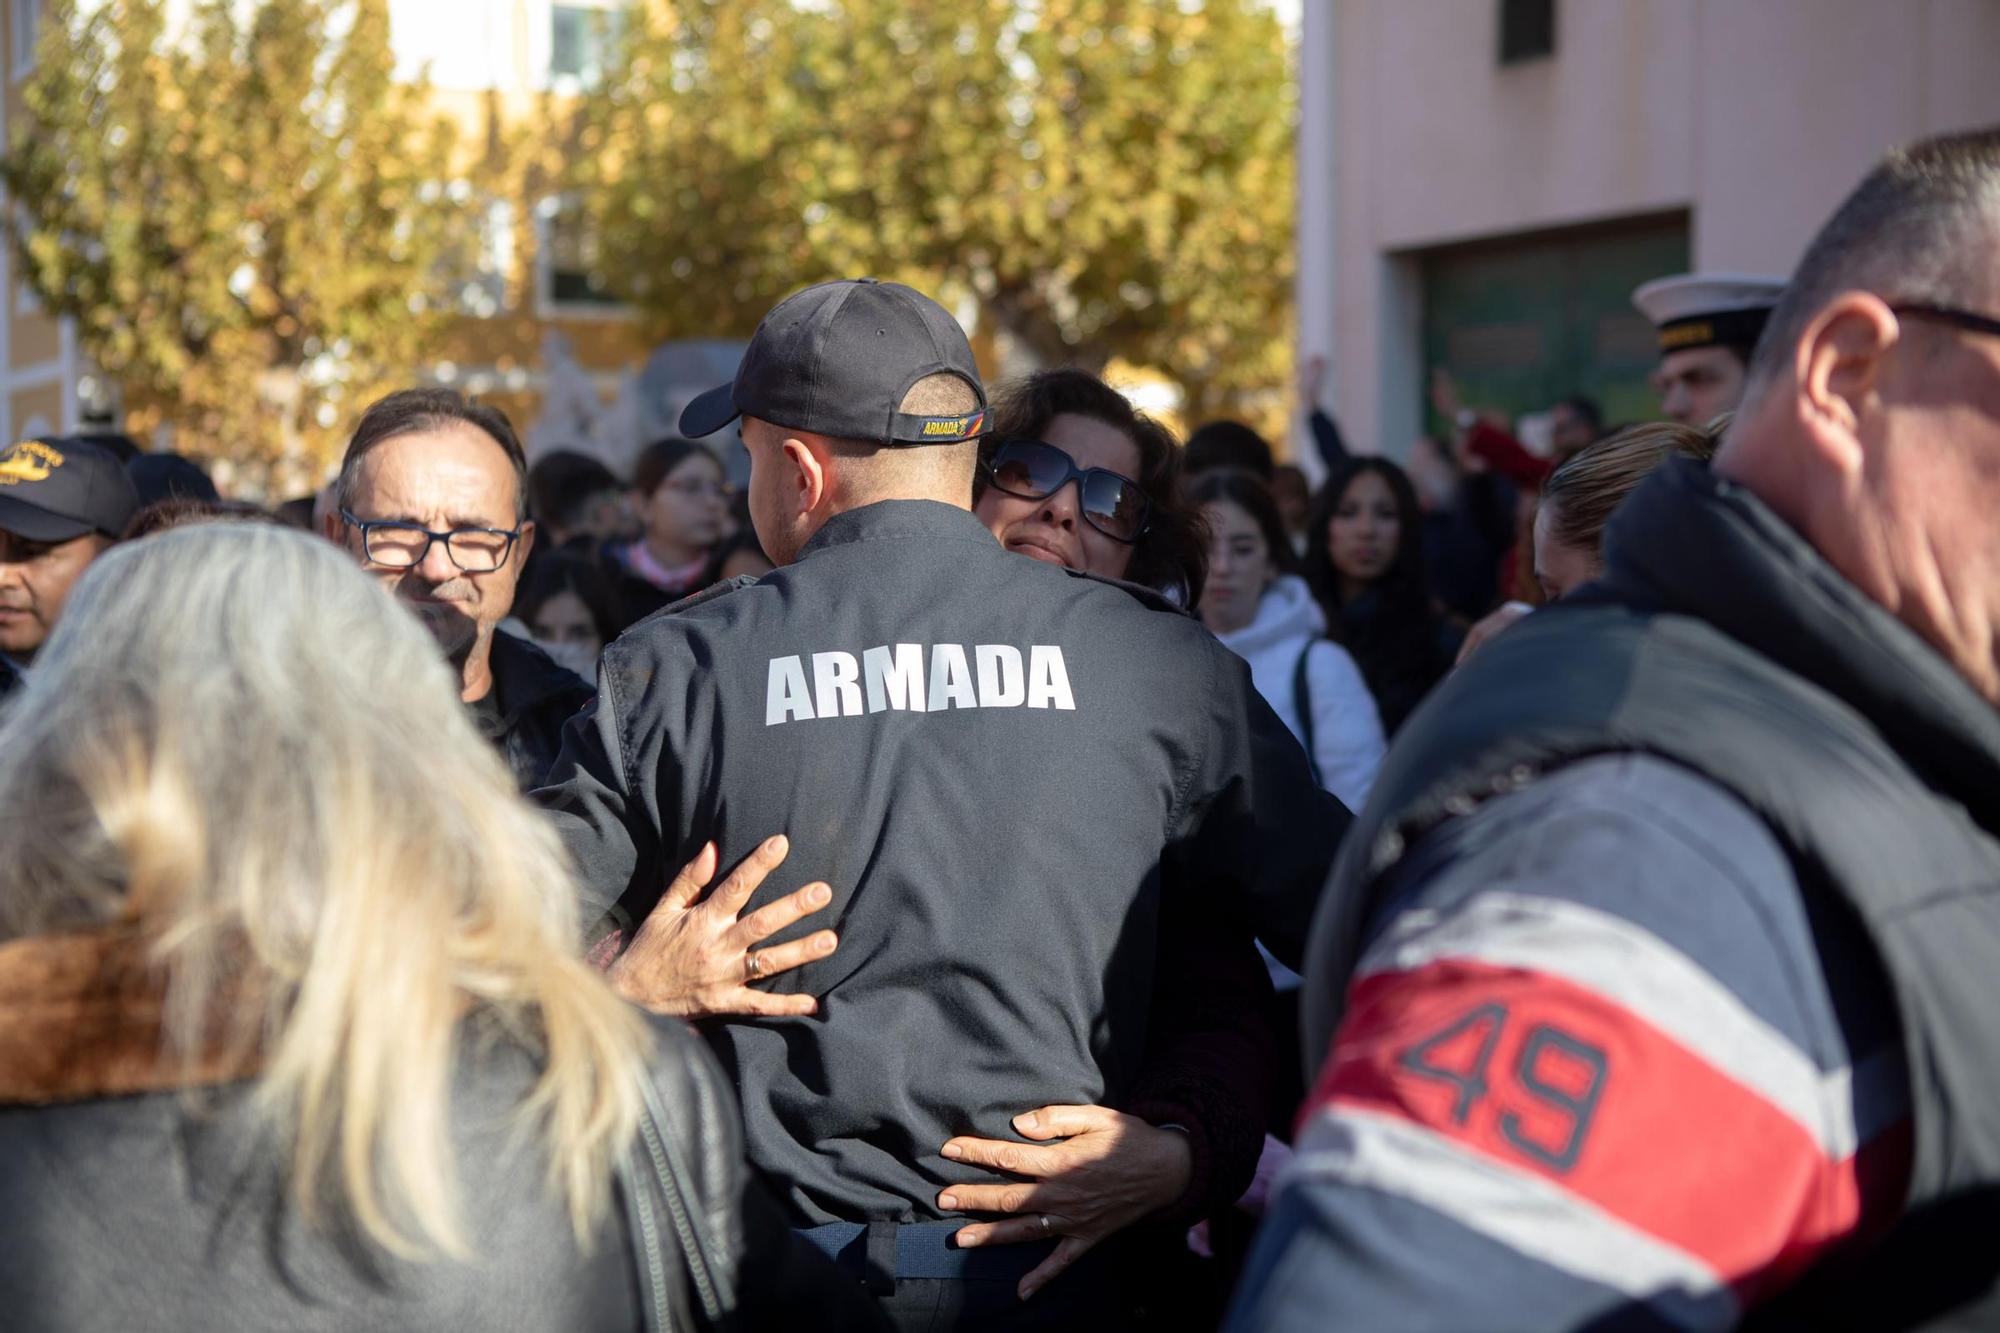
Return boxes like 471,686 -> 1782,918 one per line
797,1221 -> 1054,1293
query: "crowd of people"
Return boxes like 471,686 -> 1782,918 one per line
1,127 -> 1998,1332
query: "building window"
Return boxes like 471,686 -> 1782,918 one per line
549,3 -> 625,90
1499,0 -> 1556,65
539,194 -> 625,313
12,0 -> 45,79
447,196 -> 514,317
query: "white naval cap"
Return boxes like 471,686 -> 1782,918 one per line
1631,272 -> 1788,354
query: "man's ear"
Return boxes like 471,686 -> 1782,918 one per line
514,518 -> 536,567
322,508 -> 347,546
1793,291 -> 1899,476
784,435 -> 829,516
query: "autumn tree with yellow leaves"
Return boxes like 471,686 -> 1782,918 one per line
575,0 -> 1296,421
2,0 -> 458,475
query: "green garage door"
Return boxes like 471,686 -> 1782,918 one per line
1421,213 -> 1689,435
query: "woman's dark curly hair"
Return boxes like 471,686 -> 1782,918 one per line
976,369 -> 1209,604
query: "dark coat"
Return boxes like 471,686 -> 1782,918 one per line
482,629 -> 596,792
0,926 -> 884,1333
1302,459 -> 2000,1329
536,499 -> 1346,1226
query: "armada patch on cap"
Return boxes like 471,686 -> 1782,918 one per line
897,410 -> 986,443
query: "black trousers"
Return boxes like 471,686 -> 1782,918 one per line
869,1227 -> 1222,1333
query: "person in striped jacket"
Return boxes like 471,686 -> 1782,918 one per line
1230,128 -> 2000,1330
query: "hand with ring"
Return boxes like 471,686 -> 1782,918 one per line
607,835 -> 839,1019
936,1104 -> 1194,1301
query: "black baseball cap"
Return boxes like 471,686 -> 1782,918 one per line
0,437 -> 141,542
680,278 -> 988,447
127,451 -> 220,508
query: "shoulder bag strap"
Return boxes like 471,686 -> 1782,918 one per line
1292,639 -> 1324,789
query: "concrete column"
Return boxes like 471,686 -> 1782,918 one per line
1293,0 -> 1338,481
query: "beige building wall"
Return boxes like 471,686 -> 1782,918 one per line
9,381 -> 60,439
1301,0 -> 2000,467
2,0 -> 81,444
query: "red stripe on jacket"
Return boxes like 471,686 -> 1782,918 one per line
1305,958 -> 1910,1306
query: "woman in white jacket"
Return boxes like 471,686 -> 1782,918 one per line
1191,470 -> 1386,812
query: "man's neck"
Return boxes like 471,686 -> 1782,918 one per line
785,489 -> 974,564
825,485 -> 973,520
1720,446 -> 2000,706
457,633 -> 496,705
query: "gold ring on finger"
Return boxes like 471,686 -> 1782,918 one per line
745,950 -> 765,981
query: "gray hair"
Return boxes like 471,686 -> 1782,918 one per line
1748,129 -> 2000,395
0,523 -> 646,1255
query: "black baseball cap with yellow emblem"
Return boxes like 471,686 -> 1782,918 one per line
680,278 -> 988,447
0,437 -> 141,542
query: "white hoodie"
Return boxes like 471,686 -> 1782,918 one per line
1212,574 -> 1386,813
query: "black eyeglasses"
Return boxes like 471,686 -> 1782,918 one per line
981,438 -> 1152,544
340,509 -> 523,573
1891,303 -> 2000,340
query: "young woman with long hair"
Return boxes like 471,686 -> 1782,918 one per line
1191,469 -> 1385,811
1303,457 -> 1463,735
606,437 -> 734,627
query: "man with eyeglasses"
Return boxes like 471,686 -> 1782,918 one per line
538,278 -> 1345,1328
1233,129 -> 2000,1330
327,388 -> 592,790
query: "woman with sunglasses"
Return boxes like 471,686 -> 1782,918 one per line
974,371 -> 1209,602
955,369 -> 1274,1314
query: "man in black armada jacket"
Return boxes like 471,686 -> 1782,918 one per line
1231,130 -> 2000,1332
537,278 -> 1346,1327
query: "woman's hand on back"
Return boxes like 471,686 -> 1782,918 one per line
937,1104 -> 1194,1301
606,835 -> 839,1019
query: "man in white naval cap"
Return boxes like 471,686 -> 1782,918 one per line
1631,272 -> 1787,427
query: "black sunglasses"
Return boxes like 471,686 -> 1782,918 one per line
1892,302 -> 2000,340
982,438 -> 1152,544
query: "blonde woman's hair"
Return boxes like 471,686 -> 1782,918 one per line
1539,420 -> 1721,556
0,524 -> 649,1257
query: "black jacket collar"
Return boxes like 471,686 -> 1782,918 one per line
1604,458 -> 2000,822
796,499 -> 998,560
487,630 -> 592,726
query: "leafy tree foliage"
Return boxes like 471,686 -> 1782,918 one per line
575,0 -> 1295,419
3,0 -> 458,471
